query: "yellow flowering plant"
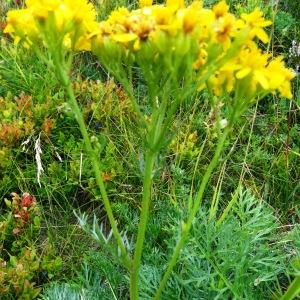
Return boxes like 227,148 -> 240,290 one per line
88,3 -> 294,296
4,0 -> 295,299
4,0 -> 132,272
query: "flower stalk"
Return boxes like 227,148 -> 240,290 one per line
153,125 -> 231,299
54,59 -> 132,269
130,149 -> 156,299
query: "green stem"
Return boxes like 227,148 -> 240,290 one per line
55,63 -> 131,269
153,127 -> 231,300
130,87 -> 170,298
130,149 -> 157,300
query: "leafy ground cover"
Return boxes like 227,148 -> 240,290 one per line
0,0 -> 299,299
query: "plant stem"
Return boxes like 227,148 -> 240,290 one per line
130,149 -> 156,300
153,127 -> 230,300
56,63 -> 131,269
130,87 -> 168,298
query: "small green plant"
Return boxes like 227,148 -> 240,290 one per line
0,192 -> 62,299
44,189 -> 299,299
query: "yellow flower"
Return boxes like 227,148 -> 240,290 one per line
182,7 -> 201,33
208,61 -> 239,95
213,1 -> 229,18
266,57 -> 295,98
107,7 -> 130,24
131,15 -> 155,40
150,6 -> 180,36
196,8 -> 216,42
4,9 -> 37,46
236,44 -> 271,90
214,13 -> 236,46
25,0 -> 61,20
151,5 -> 176,26
241,8 -> 272,43
5,0 -> 98,50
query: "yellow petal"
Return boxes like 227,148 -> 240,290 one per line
133,39 -> 141,51
254,70 -> 269,90
254,28 -> 269,44
236,67 -> 251,79
279,82 -> 293,99
269,73 -> 284,88
4,24 -> 14,34
14,36 -> 21,45
257,20 -> 272,27
111,33 -> 138,43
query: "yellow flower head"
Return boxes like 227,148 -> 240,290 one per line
4,9 -> 37,47
214,13 -> 236,46
5,0 -> 98,50
266,57 -> 295,98
5,0 -> 293,100
211,43 -> 295,99
241,8 -> 272,43
213,1 -> 229,18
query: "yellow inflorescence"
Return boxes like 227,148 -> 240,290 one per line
4,0 -> 98,50
208,42 -> 295,98
4,0 -> 295,99
89,0 -> 294,99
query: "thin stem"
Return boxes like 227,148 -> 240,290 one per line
55,62 -> 131,269
130,85 -> 170,298
153,127 -> 231,300
130,149 -> 156,300
153,84 -> 196,152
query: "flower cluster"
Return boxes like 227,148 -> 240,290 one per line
94,1 -> 270,53
91,0 -> 294,99
4,0 -> 295,99
209,43 -> 295,98
4,0 -> 97,50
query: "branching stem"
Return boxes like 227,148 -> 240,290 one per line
153,126 -> 231,300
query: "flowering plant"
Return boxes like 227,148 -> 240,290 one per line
4,0 -> 295,298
